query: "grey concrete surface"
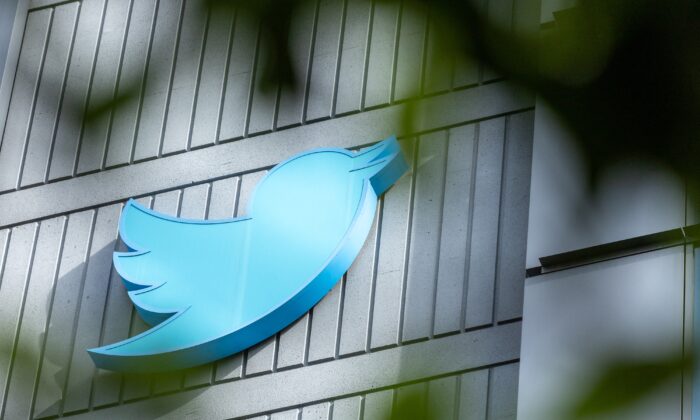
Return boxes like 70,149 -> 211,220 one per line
518,247 -> 686,420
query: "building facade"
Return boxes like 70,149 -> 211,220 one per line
0,0 -> 538,418
3,0 -> 689,419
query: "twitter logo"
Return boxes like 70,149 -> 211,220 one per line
88,136 -> 408,372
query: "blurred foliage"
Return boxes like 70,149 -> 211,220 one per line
76,0 -> 700,191
566,355 -> 688,419
232,0 -> 700,190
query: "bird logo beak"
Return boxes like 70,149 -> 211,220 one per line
352,135 -> 409,195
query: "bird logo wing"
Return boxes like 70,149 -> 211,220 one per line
88,199 -> 251,371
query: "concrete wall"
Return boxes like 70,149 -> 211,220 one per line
0,0 -> 538,418
519,247 -> 689,419
520,97 -> 694,418
520,7 -> 695,415
0,0 -> 28,147
526,100 -> 687,269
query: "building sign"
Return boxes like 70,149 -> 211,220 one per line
88,136 -> 408,372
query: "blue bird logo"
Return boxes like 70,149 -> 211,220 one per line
88,136 -> 408,372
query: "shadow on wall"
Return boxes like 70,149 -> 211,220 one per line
0,238 -> 207,419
